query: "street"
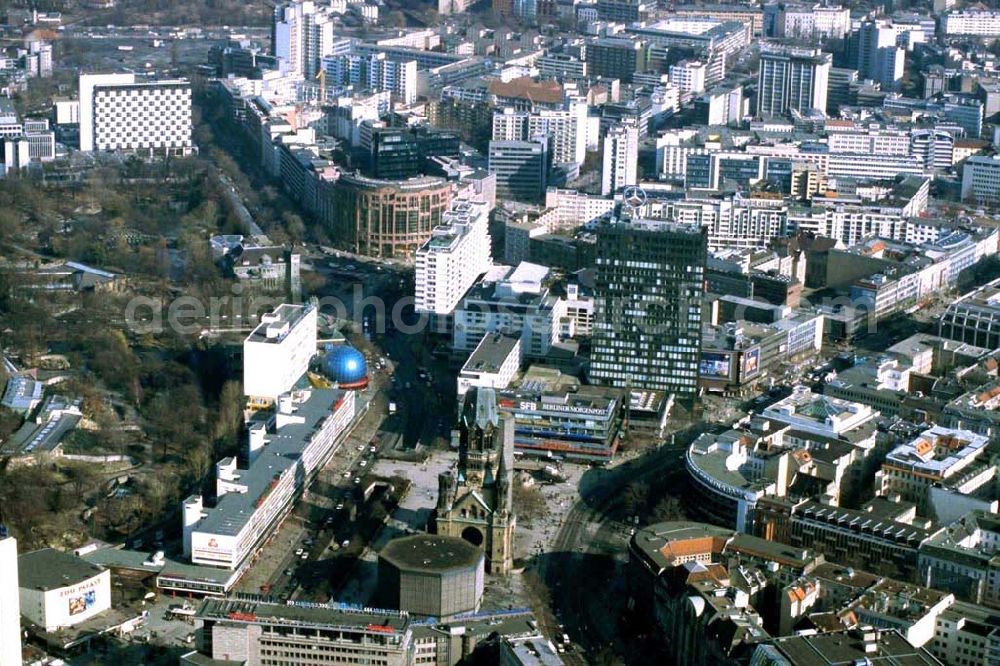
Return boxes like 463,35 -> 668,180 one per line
531,445 -> 689,664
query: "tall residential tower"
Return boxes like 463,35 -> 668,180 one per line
757,46 -> 831,117
601,122 -> 639,195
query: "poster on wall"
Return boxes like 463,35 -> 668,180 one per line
699,352 -> 732,379
743,348 -> 761,377
68,590 -> 96,616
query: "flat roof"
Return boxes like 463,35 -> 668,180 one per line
410,609 -> 538,641
199,598 -> 410,634
379,535 -> 484,573
885,425 -> 989,475
18,548 -> 106,591
81,547 -> 164,573
688,432 -> 769,497
763,629 -> 940,665
795,501 -> 938,545
505,384 -> 619,414
462,333 -> 520,375
160,559 -> 242,586
644,17 -> 727,36
505,637 -> 564,666
180,651 -> 240,666
631,521 -> 819,578
245,303 -> 313,345
628,18 -> 746,40
195,387 -> 347,538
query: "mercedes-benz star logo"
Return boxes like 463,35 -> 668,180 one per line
623,185 -> 647,211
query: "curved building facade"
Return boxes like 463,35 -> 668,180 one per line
332,172 -> 452,259
684,433 -> 771,533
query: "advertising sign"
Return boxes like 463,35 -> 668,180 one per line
743,348 -> 761,377
68,590 -> 96,616
699,352 -> 732,379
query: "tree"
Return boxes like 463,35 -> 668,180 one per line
621,481 -> 649,519
651,496 -> 683,523
513,482 -> 546,525
386,10 -> 406,28
282,211 -> 306,244
88,330 -> 140,402
213,380 -> 243,444
0,407 -> 22,441
63,462 -> 96,503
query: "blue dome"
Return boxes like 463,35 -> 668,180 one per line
323,345 -> 368,388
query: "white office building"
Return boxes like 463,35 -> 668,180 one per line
18,549 -> 112,633
438,0 -> 472,15
54,99 -> 80,125
243,304 -> 318,404
322,53 -> 417,105
757,46 -> 830,117
961,155 -> 1000,205
877,426 -> 991,515
856,21 -> 904,89
456,333 -> 521,403
491,101 -> 588,166
669,60 -> 707,94
78,73 -> 192,155
776,4 -> 851,39
826,127 -> 911,156
415,196 -> 493,319
25,41 -> 52,78
0,530 -> 20,666
272,0 -> 338,77
183,388 -> 356,570
544,187 -> 616,229
601,123 -> 638,195
453,263 -> 568,358
942,11 -> 1000,37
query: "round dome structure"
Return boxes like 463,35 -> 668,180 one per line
323,344 -> 369,389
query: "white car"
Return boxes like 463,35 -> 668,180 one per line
343,471 -> 351,479
294,548 -> 303,556
359,460 -> 367,468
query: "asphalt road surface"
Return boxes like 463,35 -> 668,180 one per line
537,445 -> 688,665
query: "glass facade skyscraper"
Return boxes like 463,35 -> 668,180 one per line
590,219 -> 707,398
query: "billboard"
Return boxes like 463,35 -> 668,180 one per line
699,352 -> 732,379
68,590 -> 96,616
743,348 -> 761,378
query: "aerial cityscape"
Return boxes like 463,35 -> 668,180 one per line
0,0 -> 999,664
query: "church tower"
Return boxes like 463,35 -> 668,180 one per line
431,387 -> 516,575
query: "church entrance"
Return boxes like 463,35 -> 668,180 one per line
461,526 -> 484,546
